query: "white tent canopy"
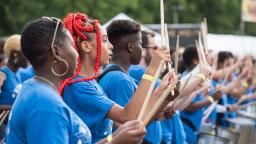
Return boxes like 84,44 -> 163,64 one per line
103,13 -> 157,34
103,13 -> 162,44
208,34 -> 256,57
104,13 -> 256,57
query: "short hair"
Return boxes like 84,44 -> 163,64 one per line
217,51 -> 231,64
21,18 -> 66,67
182,45 -> 198,67
227,51 -> 234,58
141,31 -> 155,48
4,34 -> 21,58
107,20 -> 141,46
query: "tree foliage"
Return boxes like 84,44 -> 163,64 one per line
1,0 -> 256,36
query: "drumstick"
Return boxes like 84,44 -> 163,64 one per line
0,111 -> 6,120
137,61 -> 163,121
202,101 -> 218,123
202,18 -> 209,54
172,73 -> 192,106
195,40 -> 203,68
198,32 -> 207,64
138,0 -> 176,121
0,110 -> 9,126
164,23 -> 172,71
175,35 -> 180,73
164,23 -> 175,96
160,0 -> 165,46
137,0 -> 169,121
143,76 -> 179,126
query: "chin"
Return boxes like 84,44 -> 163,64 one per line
101,61 -> 109,66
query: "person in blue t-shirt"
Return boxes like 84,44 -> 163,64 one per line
0,34 -> 28,105
212,52 -> 244,127
127,31 -> 170,144
204,80 -> 219,124
180,46 -> 222,144
17,65 -> 35,82
98,22 -> 178,144
4,17 -> 147,144
4,17 -> 91,144
60,13 -> 175,143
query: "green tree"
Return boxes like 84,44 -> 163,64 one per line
1,0 -> 256,36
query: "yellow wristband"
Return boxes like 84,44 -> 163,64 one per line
107,134 -> 112,143
142,74 -> 154,82
197,73 -> 206,82
208,96 -> 214,104
241,81 -> 249,88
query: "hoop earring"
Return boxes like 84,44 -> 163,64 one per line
51,58 -> 69,77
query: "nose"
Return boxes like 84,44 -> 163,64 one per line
108,41 -> 113,51
109,49 -> 113,56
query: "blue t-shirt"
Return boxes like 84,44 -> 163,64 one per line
63,76 -> 115,143
17,65 -> 35,82
218,80 -> 236,127
205,80 -> 219,124
161,118 -> 173,143
128,65 -> 162,144
0,66 -> 22,105
99,64 -> 137,107
227,94 -> 237,119
4,79 -> 91,144
180,94 -> 205,144
128,65 -> 144,84
161,112 -> 187,144
218,93 -> 230,127
129,65 -> 160,89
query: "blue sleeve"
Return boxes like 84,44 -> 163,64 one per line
192,94 -> 202,103
75,84 -> 115,118
108,79 -> 134,107
26,111 -> 69,144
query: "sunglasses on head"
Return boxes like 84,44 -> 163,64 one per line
42,16 -> 63,49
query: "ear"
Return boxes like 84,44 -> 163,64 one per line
51,45 -> 62,60
127,42 -> 134,53
80,41 -> 92,53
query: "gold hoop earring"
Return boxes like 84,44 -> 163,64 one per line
51,58 -> 69,77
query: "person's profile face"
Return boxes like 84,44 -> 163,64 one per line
144,35 -> 158,65
61,29 -> 79,78
99,27 -> 113,66
131,32 -> 142,65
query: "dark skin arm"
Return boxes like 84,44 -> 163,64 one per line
107,48 -> 172,123
112,74 -> 179,129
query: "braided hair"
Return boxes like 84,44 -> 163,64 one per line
59,12 -> 102,95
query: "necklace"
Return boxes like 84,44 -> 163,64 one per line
34,76 -> 58,92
